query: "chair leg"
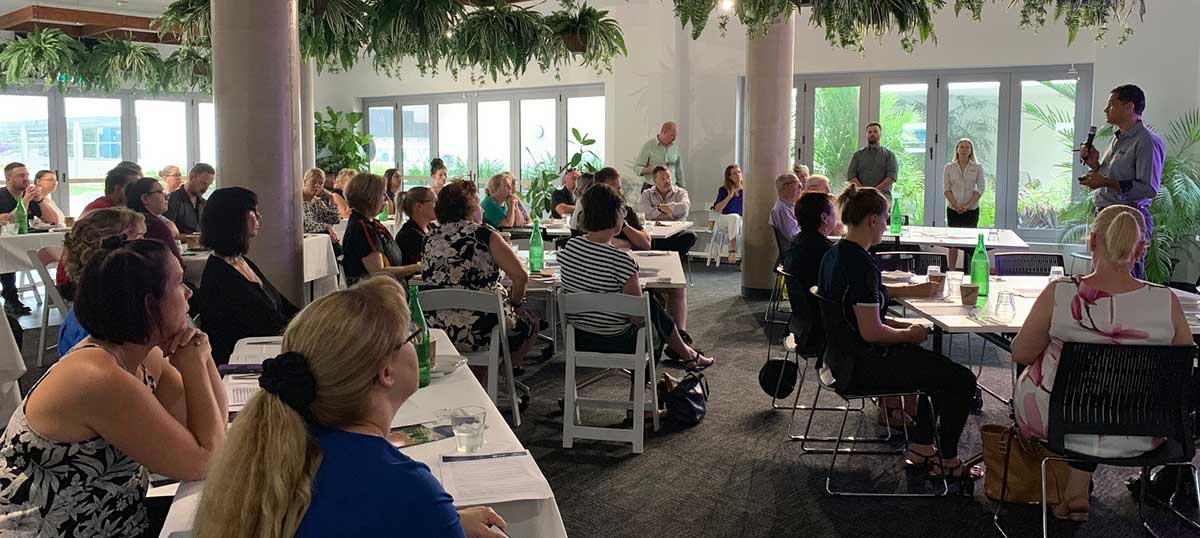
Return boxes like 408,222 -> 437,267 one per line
992,428 -> 1017,538
824,404 -> 852,495
563,353 -> 576,448
36,306 -> 49,368
648,358 -> 660,433
505,355 -> 521,427
1041,458 -> 1053,538
631,359 -> 645,454
1141,463 -> 1200,536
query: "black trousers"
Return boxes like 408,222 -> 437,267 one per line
848,344 -> 976,459
946,207 -> 980,268
652,231 -> 697,260
0,272 -> 16,301
573,296 -> 677,360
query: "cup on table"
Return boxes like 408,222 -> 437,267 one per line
450,405 -> 487,453
945,271 -> 964,297
636,212 -> 646,225
926,268 -> 947,296
63,216 -> 75,228
960,283 -> 980,305
994,291 -> 1016,322
1049,266 -> 1065,279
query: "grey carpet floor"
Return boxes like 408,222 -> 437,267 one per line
11,266 -> 1199,538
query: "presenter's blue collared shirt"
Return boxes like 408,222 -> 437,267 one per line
1094,120 -> 1164,210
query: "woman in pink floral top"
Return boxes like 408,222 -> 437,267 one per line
1011,205 -> 1193,522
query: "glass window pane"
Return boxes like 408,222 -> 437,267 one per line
66,97 -> 123,216
402,105 -> 430,186
566,96 -> 603,172
1017,79 -> 1077,229
367,106 -> 394,174
199,102 -> 216,166
437,103 -> 468,178
135,100 -> 187,179
946,81 -> 1000,228
812,85 -> 859,192
789,87 -> 797,166
0,95 -> 50,184
477,100 -> 511,178
520,98 -> 556,181
878,83 -> 928,224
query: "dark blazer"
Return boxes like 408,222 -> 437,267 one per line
197,256 -> 298,364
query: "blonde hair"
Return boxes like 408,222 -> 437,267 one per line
485,172 -> 510,196
302,167 -> 325,187
774,173 -> 799,195
344,172 -> 385,215
1091,205 -> 1145,269
334,168 -> 356,190
954,138 -> 978,165
793,163 -> 810,177
805,174 -> 831,192
63,208 -> 147,281
193,277 -> 411,538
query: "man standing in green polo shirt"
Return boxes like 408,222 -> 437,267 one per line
635,121 -> 683,189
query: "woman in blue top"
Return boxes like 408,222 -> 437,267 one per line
711,164 -> 744,263
193,276 -> 507,538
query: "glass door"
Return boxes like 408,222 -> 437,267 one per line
476,100 -> 511,178
436,102 -> 469,179
1011,77 -> 1082,232
64,97 -> 124,216
799,80 -> 865,193
0,93 -> 52,180
871,79 -> 935,225
936,79 -> 1006,228
135,99 -> 188,179
366,105 -> 396,175
519,98 -> 557,182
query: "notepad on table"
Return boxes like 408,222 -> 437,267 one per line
440,450 -> 554,506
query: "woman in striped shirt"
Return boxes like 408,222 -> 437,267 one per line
557,184 -> 714,370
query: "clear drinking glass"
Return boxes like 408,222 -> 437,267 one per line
1049,266 -> 1065,279
946,271 -> 964,297
994,291 -> 1017,322
451,406 -> 487,453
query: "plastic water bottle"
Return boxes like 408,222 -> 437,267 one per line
970,233 -> 989,296
407,285 -> 431,387
529,218 -> 544,273
889,197 -> 902,235
14,198 -> 27,235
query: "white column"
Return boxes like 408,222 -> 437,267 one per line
211,0 -> 304,304
300,58 -> 316,168
741,16 -> 795,296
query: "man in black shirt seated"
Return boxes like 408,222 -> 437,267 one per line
0,162 -> 42,315
551,169 -> 579,219
165,163 -> 215,234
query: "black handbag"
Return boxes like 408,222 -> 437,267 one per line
662,371 -> 709,426
757,359 -> 798,399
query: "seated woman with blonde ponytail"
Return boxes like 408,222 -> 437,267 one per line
193,276 -> 507,538
1012,204 -> 1194,523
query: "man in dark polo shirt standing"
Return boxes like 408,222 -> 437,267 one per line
0,162 -> 43,315
847,122 -> 899,201
165,162 -> 215,234
1079,84 -> 1163,280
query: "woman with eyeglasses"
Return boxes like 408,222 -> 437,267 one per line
196,187 -> 299,365
193,277 -> 507,538
395,186 -> 437,266
125,177 -> 182,260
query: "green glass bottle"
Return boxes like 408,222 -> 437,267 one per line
970,233 -> 990,296
378,201 -> 389,221
528,218 -> 544,273
408,285 -> 431,387
889,197 -> 902,235
13,198 -> 27,235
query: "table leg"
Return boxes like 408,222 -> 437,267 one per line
933,326 -> 944,355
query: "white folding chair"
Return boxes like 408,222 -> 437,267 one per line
26,248 -> 69,367
419,288 -> 522,426
16,270 -> 42,305
558,291 -> 659,454
0,312 -> 26,428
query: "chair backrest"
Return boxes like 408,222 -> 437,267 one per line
772,225 -> 791,263
874,251 -> 947,275
993,252 -> 1065,277
26,248 -> 69,314
812,289 -> 865,392
418,288 -> 505,315
557,291 -> 653,357
782,271 -> 823,358
1047,342 -> 1196,458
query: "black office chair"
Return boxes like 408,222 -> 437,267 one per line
804,291 -> 947,497
993,343 -> 1199,538
874,251 -> 948,275
765,226 -> 793,325
993,252 -> 1065,277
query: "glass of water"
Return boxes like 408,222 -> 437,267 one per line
994,291 -> 1017,322
1049,266 -> 1065,279
450,406 -> 487,453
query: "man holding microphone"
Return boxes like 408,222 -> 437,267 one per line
1079,84 -> 1163,279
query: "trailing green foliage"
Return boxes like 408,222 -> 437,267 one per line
450,1 -> 548,83
673,0 -> 718,40
0,28 -> 86,91
1013,0 -> 1145,44
84,38 -> 164,94
300,0 -> 370,73
543,1 -> 627,74
163,46 -> 212,93
369,0 -> 462,77
154,0 -> 212,47
315,107 -> 373,174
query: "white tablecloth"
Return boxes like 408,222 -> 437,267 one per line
332,216 -> 403,240
159,329 -> 567,538
0,231 -> 66,274
0,314 -> 26,426
181,235 -> 339,302
883,225 -> 1029,250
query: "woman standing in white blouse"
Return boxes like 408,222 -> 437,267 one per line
943,138 -> 985,269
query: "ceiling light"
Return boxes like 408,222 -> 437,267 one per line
720,0 -> 735,12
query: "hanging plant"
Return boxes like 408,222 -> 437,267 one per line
155,0 -> 212,47
1009,0 -> 1145,45
543,1 -> 627,73
163,46 -> 211,93
84,38 -> 165,94
450,1 -> 548,83
0,28 -> 87,91
807,0 -> 938,52
300,0 -> 370,72
370,0 -> 463,77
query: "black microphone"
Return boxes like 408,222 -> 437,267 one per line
1081,125 -> 1097,163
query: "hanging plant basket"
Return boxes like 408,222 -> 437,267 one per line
561,32 -> 586,53
0,28 -> 87,90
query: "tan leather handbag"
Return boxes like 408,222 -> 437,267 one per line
982,424 -> 1069,504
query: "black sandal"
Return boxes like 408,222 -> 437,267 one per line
904,447 -> 938,469
927,458 -> 984,480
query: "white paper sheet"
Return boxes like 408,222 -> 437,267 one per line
440,450 -> 554,506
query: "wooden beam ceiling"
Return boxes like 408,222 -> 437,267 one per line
0,5 -> 178,45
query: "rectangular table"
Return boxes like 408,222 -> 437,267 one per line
544,220 -> 693,239
180,234 -> 339,302
0,231 -> 67,274
332,215 -> 403,240
883,225 -> 1029,251
160,329 -> 568,538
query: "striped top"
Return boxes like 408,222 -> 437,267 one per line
557,235 -> 640,336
